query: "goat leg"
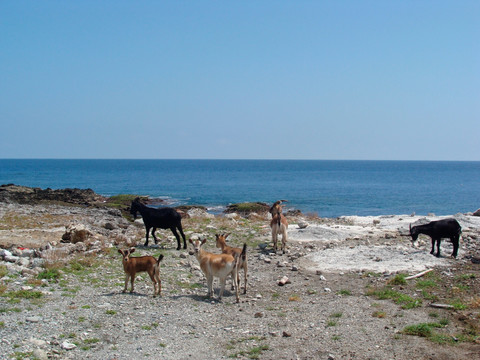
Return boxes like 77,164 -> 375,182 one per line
123,274 -> 129,293
451,236 -> 459,258
130,272 -> 136,293
435,239 -> 441,257
171,227 -> 182,250
152,228 -> 158,244
206,276 -> 214,298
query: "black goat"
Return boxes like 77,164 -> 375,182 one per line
130,198 -> 187,250
409,218 -> 461,258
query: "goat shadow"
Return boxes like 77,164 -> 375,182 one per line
100,291 -> 151,298
134,242 -> 176,250
171,290 -> 238,304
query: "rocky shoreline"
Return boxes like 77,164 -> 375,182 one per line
0,185 -> 479,359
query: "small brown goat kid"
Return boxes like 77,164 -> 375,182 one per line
189,238 -> 245,303
118,248 -> 164,296
215,233 -> 248,294
269,200 -> 288,254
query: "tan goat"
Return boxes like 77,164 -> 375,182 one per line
269,200 -> 288,254
118,247 -> 164,296
189,238 -> 245,303
215,233 -> 248,294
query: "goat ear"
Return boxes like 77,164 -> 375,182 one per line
129,247 -> 136,253
224,233 -> 230,238
201,238 -> 207,245
215,234 -> 219,239
188,238 -> 193,244
118,249 -> 123,255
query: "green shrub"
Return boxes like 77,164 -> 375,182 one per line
38,268 -> 61,281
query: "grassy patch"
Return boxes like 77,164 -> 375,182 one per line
372,311 -> 386,318
4,290 -> 43,301
388,274 -> 407,285
0,265 -> 7,278
366,288 -> 422,309
38,268 -> 61,281
402,321 -> 455,344
289,294 -> 301,301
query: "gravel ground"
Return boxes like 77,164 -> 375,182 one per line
1,202 -> 479,360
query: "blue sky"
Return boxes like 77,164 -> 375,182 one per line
1,1 -> 479,160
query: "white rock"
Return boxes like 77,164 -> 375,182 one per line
61,341 -> 77,350
33,349 -> 48,360
0,249 -> 12,257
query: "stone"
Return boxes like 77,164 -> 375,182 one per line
297,221 -> 309,229
0,249 -> 13,258
26,316 -> 42,323
278,276 -> 291,286
61,341 -> 77,350
33,349 -> 48,360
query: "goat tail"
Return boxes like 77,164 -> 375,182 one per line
157,254 -> 164,265
241,243 -> 247,261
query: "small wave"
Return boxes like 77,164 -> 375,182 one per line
207,205 -> 227,215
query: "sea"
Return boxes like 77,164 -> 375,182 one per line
0,159 -> 479,218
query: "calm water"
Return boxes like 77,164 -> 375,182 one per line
1,159 -> 479,218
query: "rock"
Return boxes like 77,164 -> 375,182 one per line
104,222 -> 115,230
33,349 -> 48,360
278,276 -> 291,286
17,257 -> 30,267
297,221 -> 309,229
291,265 -> 299,271
0,184 -> 105,205
29,337 -> 47,347
61,341 -> 77,350
5,255 -> 19,263
254,312 -> 264,318
258,243 -> 268,250
282,331 -> 291,337
0,249 -> 13,258
473,208 -> 480,217
61,224 -> 92,244
26,316 -> 42,323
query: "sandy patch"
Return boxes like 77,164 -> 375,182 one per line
300,244 -> 453,273
290,214 -> 479,273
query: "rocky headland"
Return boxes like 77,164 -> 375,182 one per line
0,185 -> 479,360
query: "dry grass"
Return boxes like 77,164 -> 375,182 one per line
0,211 -> 72,230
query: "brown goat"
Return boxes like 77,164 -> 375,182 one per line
269,200 -> 288,254
118,248 -> 164,296
189,238 -> 245,303
215,233 -> 248,294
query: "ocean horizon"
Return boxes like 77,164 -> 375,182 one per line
1,159 -> 479,218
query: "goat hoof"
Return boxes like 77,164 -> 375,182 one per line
176,247 -> 181,250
